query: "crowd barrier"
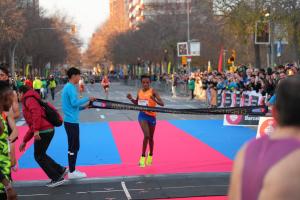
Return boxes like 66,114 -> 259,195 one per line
217,90 -> 266,108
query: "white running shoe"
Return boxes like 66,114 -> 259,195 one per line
68,170 -> 87,179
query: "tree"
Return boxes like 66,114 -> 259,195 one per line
275,0 -> 300,63
16,9 -> 82,76
0,0 -> 26,74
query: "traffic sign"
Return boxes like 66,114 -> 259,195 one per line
177,42 -> 189,57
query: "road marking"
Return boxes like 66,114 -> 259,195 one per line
100,115 -> 105,119
18,194 -> 49,197
77,192 -> 87,194
121,181 -> 132,200
160,184 -> 228,190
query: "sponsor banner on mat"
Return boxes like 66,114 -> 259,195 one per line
256,117 -> 276,138
224,114 -> 260,126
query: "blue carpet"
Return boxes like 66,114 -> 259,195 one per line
169,120 -> 256,160
19,123 -> 121,169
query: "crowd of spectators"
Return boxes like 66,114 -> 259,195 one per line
167,64 -> 299,107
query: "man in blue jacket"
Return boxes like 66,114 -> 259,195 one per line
62,67 -> 95,179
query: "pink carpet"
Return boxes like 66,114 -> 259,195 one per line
12,121 -> 232,181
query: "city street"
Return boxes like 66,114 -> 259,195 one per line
2,0 -> 299,199
13,81 -> 232,200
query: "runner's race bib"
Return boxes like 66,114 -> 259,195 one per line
138,100 -> 148,106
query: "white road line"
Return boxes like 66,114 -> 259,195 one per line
77,192 -> 87,194
121,181 -> 132,200
18,194 -> 49,197
160,184 -> 228,190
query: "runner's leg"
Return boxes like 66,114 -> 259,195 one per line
149,124 -> 156,156
139,120 -> 150,157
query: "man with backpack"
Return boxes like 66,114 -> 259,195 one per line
18,85 -> 67,188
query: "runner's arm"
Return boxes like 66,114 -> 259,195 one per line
127,92 -> 138,105
11,91 -> 20,119
152,89 -> 164,106
7,111 -> 18,142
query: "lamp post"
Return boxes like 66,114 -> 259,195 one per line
186,0 -> 191,74
265,1 -> 275,68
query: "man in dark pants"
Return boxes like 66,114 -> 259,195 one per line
49,75 -> 57,101
19,86 -> 67,187
62,67 -> 95,179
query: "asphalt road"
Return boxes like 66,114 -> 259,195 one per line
15,173 -> 229,200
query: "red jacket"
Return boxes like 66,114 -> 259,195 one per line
21,90 -> 54,143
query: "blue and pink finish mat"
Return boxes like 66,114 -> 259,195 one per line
13,120 -> 256,181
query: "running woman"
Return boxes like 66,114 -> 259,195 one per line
78,77 -> 85,98
127,75 -> 164,168
101,75 -> 110,99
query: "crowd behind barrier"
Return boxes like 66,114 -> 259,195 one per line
162,63 -> 299,108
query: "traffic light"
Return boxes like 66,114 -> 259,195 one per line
71,24 -> 77,34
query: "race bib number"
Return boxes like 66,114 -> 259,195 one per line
138,100 -> 148,106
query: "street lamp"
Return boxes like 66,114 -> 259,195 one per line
264,1 -> 275,68
186,0 -> 192,74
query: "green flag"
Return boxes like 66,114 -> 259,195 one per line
25,64 -> 30,77
167,62 -> 172,74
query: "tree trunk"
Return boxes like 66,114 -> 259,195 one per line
9,42 -> 18,77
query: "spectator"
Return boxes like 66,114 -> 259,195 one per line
228,75 -> 300,200
209,82 -> 217,108
24,77 -> 33,88
0,82 -> 17,200
48,75 -> 57,101
33,77 -> 42,95
171,73 -> 178,98
188,76 -> 195,100
19,85 -> 67,188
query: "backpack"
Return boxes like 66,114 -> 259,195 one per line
24,96 -> 63,127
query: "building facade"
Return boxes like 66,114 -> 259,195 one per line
17,0 -> 39,15
109,0 -> 129,32
126,0 -> 212,29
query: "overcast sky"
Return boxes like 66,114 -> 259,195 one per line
39,0 -> 110,48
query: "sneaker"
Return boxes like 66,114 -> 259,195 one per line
59,168 -> 68,180
68,170 -> 87,179
46,178 -> 65,188
146,154 -> 152,166
139,156 -> 146,168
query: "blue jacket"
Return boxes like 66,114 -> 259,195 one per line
62,82 -> 89,123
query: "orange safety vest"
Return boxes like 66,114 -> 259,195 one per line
138,88 -> 157,117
